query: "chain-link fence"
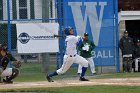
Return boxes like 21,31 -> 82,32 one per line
0,0 -> 64,75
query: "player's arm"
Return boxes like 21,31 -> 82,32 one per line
90,41 -> 96,51
78,43 -> 84,51
76,36 -> 82,47
119,38 -> 123,50
7,53 -> 22,68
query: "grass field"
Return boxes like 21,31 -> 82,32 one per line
0,63 -> 140,92
0,85 -> 140,93
15,63 -> 140,82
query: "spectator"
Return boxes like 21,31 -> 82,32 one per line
119,30 -> 134,72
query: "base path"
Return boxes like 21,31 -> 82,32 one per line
0,78 -> 140,89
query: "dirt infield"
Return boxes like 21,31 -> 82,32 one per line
0,78 -> 140,89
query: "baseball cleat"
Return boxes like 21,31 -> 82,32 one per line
46,75 -> 54,82
3,79 -> 13,84
77,73 -> 81,76
92,73 -> 97,76
79,77 -> 89,81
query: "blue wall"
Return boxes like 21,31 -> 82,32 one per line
63,0 -> 117,66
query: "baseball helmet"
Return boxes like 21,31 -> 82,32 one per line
137,39 -> 140,43
124,30 -> 128,34
84,33 -> 88,36
63,26 -> 73,35
0,43 -> 8,52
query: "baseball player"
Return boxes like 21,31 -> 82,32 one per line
77,33 -> 96,75
0,44 -> 20,83
46,26 -> 89,82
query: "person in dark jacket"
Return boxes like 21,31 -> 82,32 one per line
119,30 -> 134,72
133,40 -> 140,71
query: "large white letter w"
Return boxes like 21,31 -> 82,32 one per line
68,2 -> 107,46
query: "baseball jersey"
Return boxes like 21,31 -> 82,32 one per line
78,39 -> 95,58
0,52 -> 17,70
65,35 -> 80,56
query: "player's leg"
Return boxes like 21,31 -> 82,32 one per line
56,58 -> 73,74
135,58 -> 139,71
87,57 -> 96,74
74,55 -> 89,81
1,68 -> 13,77
5,68 -> 19,83
0,68 -> 3,83
46,55 -> 73,82
1,68 -> 19,83
0,76 -> 2,83
123,57 -> 128,72
77,64 -> 82,75
127,57 -> 133,72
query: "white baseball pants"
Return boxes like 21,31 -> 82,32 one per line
135,58 -> 140,71
57,54 -> 88,74
77,57 -> 96,74
1,68 -> 12,77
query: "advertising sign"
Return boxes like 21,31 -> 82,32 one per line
16,23 -> 59,53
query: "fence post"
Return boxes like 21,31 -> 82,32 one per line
7,0 -> 12,67
58,0 -> 63,66
42,53 -> 50,73
56,52 -> 59,69
114,0 -> 120,72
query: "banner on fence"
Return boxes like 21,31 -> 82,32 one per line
64,0 -> 116,66
16,23 -> 59,53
